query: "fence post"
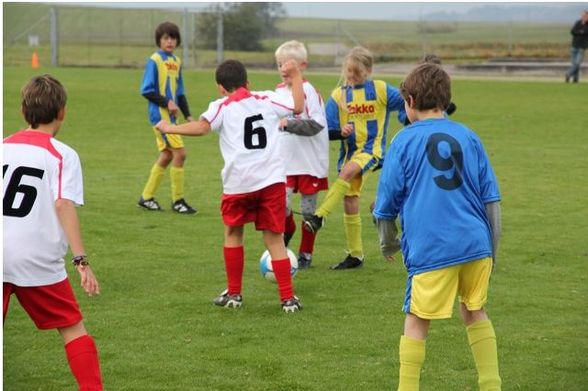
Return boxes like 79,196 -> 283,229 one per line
216,8 -> 224,65
50,7 -> 58,66
183,8 -> 190,68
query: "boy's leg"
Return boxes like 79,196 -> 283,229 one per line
60,321 -> 103,391
462,307 -> 501,390
169,147 -> 186,203
284,187 -> 296,247
3,283 -> 14,322
298,193 -> 319,268
223,225 -> 245,296
398,314 -> 429,391
263,230 -> 294,302
343,195 -> 362,259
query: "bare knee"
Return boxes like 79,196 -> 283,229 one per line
157,150 -> 173,167
171,148 -> 187,166
58,321 -> 88,345
460,303 -> 489,327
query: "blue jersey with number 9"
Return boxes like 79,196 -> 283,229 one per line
373,118 -> 501,276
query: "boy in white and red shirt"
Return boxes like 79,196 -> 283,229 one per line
3,74 -> 103,390
156,59 -> 319,313
274,40 -> 329,269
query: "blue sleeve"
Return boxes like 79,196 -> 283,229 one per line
386,84 -> 407,125
325,96 -> 341,135
373,140 -> 406,220
140,59 -> 158,95
177,66 -> 185,97
475,137 -> 501,203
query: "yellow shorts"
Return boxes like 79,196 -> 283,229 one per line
345,152 -> 380,197
153,127 -> 184,152
404,257 -> 493,319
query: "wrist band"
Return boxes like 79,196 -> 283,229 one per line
72,255 -> 89,267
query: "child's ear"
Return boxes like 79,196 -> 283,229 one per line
407,95 -> 416,109
57,107 -> 66,121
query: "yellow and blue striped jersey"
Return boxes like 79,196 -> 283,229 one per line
140,49 -> 186,125
326,80 -> 405,169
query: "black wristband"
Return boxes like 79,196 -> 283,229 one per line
72,255 -> 89,267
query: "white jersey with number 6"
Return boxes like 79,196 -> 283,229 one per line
3,130 -> 84,287
201,87 -> 295,195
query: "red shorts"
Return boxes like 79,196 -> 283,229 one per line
3,279 -> 83,330
286,175 -> 328,195
221,182 -> 286,233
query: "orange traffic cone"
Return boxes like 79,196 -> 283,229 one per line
31,51 -> 40,68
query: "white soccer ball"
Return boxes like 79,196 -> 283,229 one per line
259,248 -> 298,282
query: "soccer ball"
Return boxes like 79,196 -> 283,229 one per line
259,248 -> 298,282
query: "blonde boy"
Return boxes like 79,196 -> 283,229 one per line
274,40 -> 329,269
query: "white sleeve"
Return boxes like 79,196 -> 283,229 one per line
59,148 -> 84,206
200,98 -> 225,133
260,90 -> 294,118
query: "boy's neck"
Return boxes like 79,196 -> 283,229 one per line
413,109 -> 445,122
28,121 -> 61,136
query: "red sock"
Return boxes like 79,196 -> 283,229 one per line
285,213 -> 296,237
224,246 -> 244,295
64,335 -> 103,391
271,258 -> 294,301
299,221 -> 316,254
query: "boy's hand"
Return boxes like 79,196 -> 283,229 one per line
341,122 -> 355,138
155,120 -> 171,133
187,116 -> 195,122
77,265 -> 100,297
279,118 -> 288,130
280,59 -> 301,79
167,100 -> 179,116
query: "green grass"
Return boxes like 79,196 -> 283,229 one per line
3,66 -> 588,390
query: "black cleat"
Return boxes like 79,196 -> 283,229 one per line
282,296 -> 302,313
330,255 -> 363,270
303,214 -> 323,234
298,254 -> 312,269
172,198 -> 197,214
138,197 -> 162,211
213,289 -> 242,308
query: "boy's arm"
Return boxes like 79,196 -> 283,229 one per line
282,118 -> 323,136
177,95 -> 193,121
375,218 -> 401,261
485,201 -> 502,268
281,60 -> 304,114
55,199 -> 100,296
156,119 -> 211,136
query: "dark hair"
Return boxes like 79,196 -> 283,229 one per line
155,21 -> 181,47
400,63 -> 451,111
215,60 -> 248,92
420,54 -> 442,65
21,74 -> 67,129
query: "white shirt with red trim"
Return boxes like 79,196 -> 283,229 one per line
201,87 -> 295,194
275,81 -> 329,179
3,130 -> 84,287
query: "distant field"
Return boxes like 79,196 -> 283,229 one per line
3,3 -> 571,68
3,65 -> 588,390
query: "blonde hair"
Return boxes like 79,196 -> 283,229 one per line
275,40 -> 308,62
338,46 -> 374,111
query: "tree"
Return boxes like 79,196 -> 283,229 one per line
195,3 -> 286,51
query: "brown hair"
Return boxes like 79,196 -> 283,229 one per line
155,21 -> 181,47
21,74 -> 67,129
216,60 -> 248,92
400,63 -> 451,111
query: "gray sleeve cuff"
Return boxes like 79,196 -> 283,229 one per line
376,218 -> 401,257
284,119 -> 323,136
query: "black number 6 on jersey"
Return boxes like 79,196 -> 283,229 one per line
244,114 -> 267,150
426,133 -> 463,190
3,165 -> 45,217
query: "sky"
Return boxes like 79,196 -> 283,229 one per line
63,2 -> 585,22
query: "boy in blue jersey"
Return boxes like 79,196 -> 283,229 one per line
138,21 -> 196,214
373,63 -> 502,390
304,46 -> 406,270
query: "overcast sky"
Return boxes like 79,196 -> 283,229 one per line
65,2 -> 583,22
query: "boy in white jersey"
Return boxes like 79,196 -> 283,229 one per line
274,40 -> 329,269
3,75 -> 103,390
156,59 -> 320,313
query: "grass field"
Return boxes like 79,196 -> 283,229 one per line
3,66 -> 588,390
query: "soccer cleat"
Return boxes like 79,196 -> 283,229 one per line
213,289 -> 242,308
284,232 -> 294,247
281,296 -> 302,313
172,199 -> 197,214
330,255 -> 363,270
138,197 -> 162,211
298,254 -> 312,270
303,214 -> 323,234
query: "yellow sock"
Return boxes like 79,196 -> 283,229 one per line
398,335 -> 425,391
316,178 -> 350,217
467,320 -> 501,391
142,164 -> 166,200
344,213 -> 363,258
170,166 -> 185,202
